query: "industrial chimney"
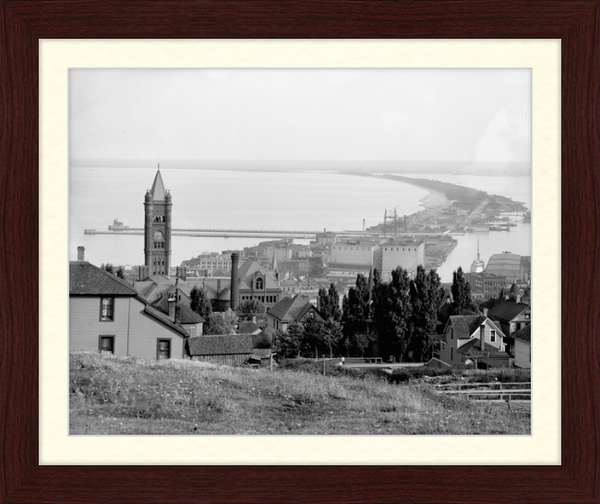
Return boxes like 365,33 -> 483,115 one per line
230,252 -> 240,311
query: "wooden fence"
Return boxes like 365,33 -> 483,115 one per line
434,382 -> 531,401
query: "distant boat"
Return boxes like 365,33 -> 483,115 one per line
468,225 -> 489,233
108,218 -> 130,231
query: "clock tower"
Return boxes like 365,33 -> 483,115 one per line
144,168 -> 172,275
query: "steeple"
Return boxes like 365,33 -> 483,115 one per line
150,167 -> 166,201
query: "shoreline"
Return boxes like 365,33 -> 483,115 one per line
418,188 -> 452,210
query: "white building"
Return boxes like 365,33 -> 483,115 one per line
330,239 -> 379,266
373,238 -> 425,280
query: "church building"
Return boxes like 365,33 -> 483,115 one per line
144,168 -> 172,276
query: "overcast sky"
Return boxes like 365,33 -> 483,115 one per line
69,68 -> 531,165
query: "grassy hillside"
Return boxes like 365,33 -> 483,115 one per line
70,352 -> 530,435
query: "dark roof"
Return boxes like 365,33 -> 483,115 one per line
488,300 -> 530,322
238,321 -> 262,335
267,294 -> 321,322
513,323 -> 531,343
448,315 -> 486,339
250,348 -> 272,359
70,261 -> 138,296
178,304 -> 204,324
143,305 -> 188,336
188,335 -> 254,356
457,339 -> 510,357
447,315 -> 505,339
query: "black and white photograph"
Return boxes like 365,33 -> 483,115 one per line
69,68 -> 532,435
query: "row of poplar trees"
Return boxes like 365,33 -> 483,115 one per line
277,265 -> 475,363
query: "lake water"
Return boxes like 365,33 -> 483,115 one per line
402,173 -> 532,282
69,168 -> 531,283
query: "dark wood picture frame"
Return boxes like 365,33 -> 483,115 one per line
1,1 -> 598,503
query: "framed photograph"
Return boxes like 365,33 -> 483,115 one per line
2,1 -> 598,503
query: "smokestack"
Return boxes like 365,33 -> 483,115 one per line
77,246 -> 85,261
230,252 -> 240,310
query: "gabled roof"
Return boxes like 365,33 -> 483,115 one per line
237,258 -> 281,292
457,339 -> 510,358
178,304 -> 204,324
150,169 -> 167,201
250,348 -> 272,360
513,323 -> 531,343
188,335 -> 254,356
142,304 -> 188,336
70,261 -> 138,296
447,315 -> 505,340
488,299 -> 530,322
267,294 -> 321,322
238,321 -> 262,335
447,315 -> 486,339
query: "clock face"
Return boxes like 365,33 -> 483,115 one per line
153,230 -> 164,240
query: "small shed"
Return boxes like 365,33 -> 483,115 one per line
247,348 -> 275,367
187,334 -> 254,366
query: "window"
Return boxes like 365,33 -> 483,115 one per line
450,328 -> 453,340
490,330 -> 496,343
255,277 -> 264,290
450,347 -> 454,361
99,336 -> 114,354
157,339 -> 171,360
100,297 -> 114,321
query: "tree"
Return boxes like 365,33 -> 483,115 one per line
301,316 -> 326,357
372,267 -> 412,361
101,263 -> 125,279
273,322 -> 303,358
407,266 -> 445,362
341,274 -> 371,355
190,285 -> 212,321
204,313 -> 235,335
451,267 -> 476,314
236,298 -> 266,321
322,318 -> 343,358
354,333 -> 370,357
318,284 -> 341,322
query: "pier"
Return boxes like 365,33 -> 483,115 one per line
84,227 -> 320,239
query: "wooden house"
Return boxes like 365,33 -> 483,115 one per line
266,294 -> 324,336
487,299 -> 531,355
70,260 -> 189,359
513,323 -> 531,369
187,334 -> 254,365
433,315 -> 510,368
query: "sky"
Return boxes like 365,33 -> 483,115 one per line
69,68 -> 531,166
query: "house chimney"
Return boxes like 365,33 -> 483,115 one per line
231,252 -> 240,310
176,266 -> 187,281
168,296 -> 176,322
480,324 -> 485,351
77,246 -> 85,261
138,265 -> 149,282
